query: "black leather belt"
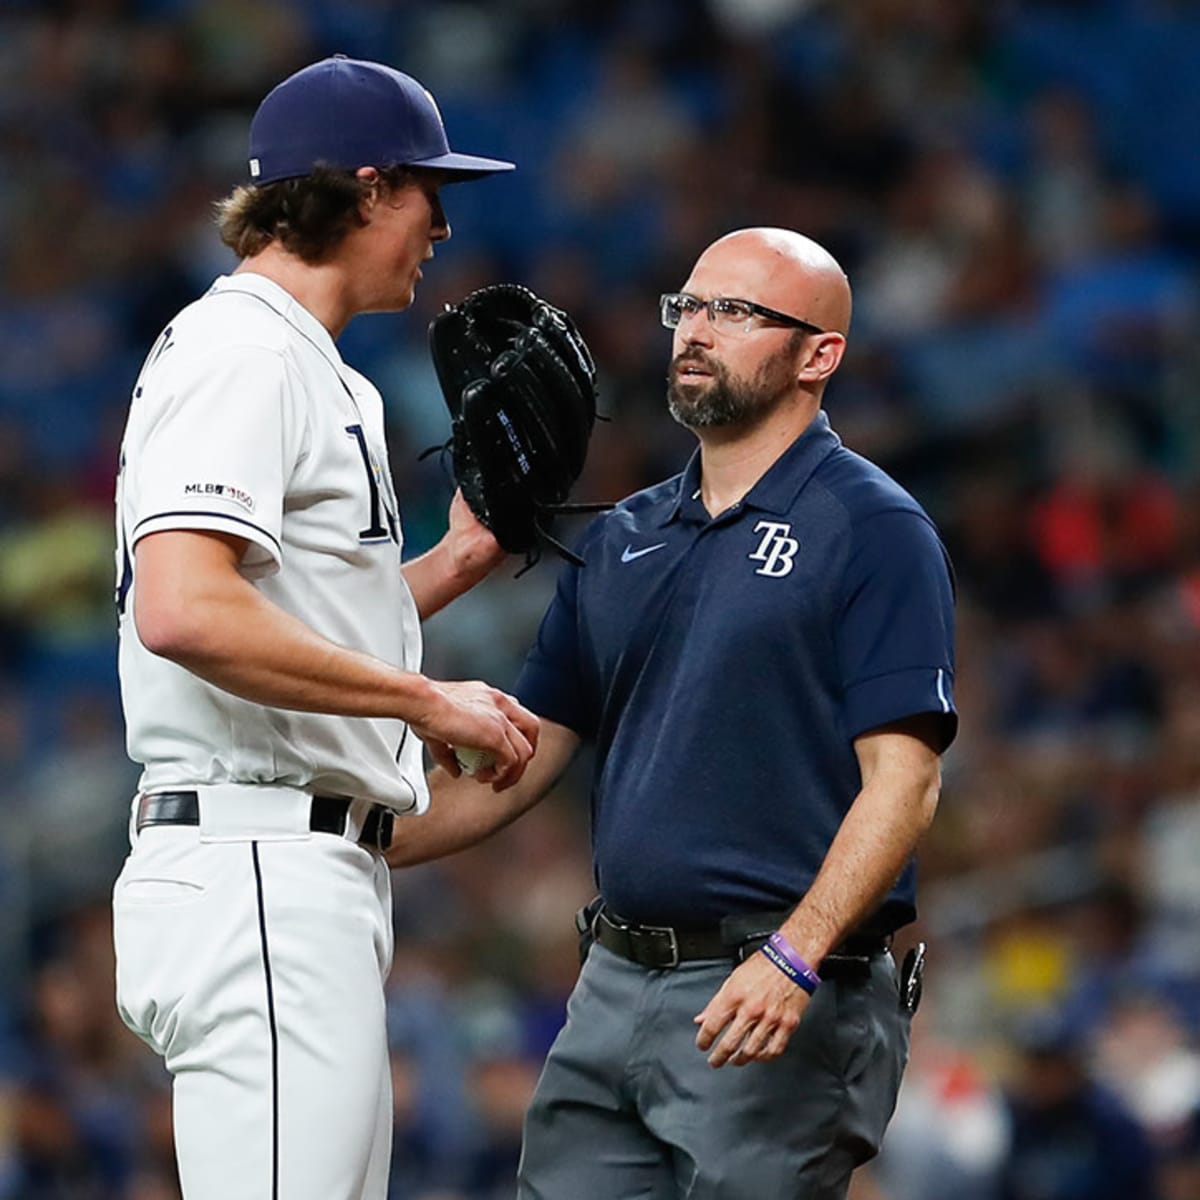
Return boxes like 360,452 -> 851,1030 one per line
587,903 -> 891,975
136,791 -> 395,852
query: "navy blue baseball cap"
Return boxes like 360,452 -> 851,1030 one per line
247,55 -> 516,186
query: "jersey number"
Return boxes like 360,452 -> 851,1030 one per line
345,424 -> 398,544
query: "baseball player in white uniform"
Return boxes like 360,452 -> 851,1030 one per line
111,56 -> 539,1200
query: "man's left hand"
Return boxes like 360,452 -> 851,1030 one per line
694,951 -> 811,1068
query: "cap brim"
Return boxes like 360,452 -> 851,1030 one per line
408,150 -> 516,180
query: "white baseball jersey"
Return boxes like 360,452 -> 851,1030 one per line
115,271 -> 429,814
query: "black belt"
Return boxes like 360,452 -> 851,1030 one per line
136,791 -> 395,852
586,903 -> 891,974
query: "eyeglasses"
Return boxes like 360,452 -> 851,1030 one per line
660,292 -> 825,336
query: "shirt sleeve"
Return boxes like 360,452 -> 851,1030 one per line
836,508 -> 958,750
515,555 -> 596,736
128,344 -> 307,577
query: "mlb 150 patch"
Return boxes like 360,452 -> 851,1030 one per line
183,482 -> 256,512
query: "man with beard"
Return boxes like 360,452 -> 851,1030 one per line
388,227 -> 958,1199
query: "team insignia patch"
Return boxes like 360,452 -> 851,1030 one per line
749,520 -> 799,577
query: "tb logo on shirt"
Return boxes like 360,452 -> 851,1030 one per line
749,520 -> 799,577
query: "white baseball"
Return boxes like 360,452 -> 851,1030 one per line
454,746 -> 496,776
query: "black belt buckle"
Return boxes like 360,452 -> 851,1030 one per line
900,941 -> 926,1015
638,922 -> 680,969
360,805 -> 395,852
596,908 -> 681,970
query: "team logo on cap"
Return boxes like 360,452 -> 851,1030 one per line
249,158 -> 261,178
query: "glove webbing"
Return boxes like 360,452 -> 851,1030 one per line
520,500 -> 615,575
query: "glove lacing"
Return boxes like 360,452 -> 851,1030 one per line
418,441 -> 614,574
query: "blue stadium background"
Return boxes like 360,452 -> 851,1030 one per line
1,1 -> 1199,1196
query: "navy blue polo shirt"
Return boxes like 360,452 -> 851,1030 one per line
515,411 -> 956,931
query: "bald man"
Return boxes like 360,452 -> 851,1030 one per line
389,228 -> 958,1198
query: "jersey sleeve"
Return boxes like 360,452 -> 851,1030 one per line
836,508 -> 958,749
127,345 -> 306,576
515,555 -> 596,736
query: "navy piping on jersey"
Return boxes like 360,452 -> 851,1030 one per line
251,843 -> 280,1200
133,510 -> 284,557
394,725 -> 410,764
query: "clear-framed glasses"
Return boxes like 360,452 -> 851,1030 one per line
660,292 -> 825,336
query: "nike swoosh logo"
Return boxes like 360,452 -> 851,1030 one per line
621,543 -> 668,563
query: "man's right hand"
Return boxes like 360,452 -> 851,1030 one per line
409,680 -> 540,790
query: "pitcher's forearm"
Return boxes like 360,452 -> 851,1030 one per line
387,719 -> 581,866
136,530 -> 436,717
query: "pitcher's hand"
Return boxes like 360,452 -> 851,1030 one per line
411,680 -> 539,790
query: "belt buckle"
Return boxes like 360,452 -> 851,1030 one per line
360,805 -> 394,852
374,808 -> 395,851
375,808 -> 394,851
643,922 -> 680,969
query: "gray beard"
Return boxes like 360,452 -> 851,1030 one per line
667,359 -> 789,429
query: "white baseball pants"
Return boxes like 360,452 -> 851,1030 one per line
113,785 -> 395,1200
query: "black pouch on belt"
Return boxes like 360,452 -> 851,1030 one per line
574,896 -> 604,965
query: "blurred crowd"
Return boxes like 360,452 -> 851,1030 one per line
1,0 -> 1200,1196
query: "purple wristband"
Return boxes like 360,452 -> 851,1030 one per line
760,932 -> 821,995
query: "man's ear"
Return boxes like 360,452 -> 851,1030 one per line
797,332 -> 846,385
355,166 -> 381,220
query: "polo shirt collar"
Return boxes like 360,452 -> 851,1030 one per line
659,450 -> 703,526
658,410 -> 842,526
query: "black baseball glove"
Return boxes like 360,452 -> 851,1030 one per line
428,283 -> 608,568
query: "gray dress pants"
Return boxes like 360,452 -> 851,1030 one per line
518,943 -> 910,1200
